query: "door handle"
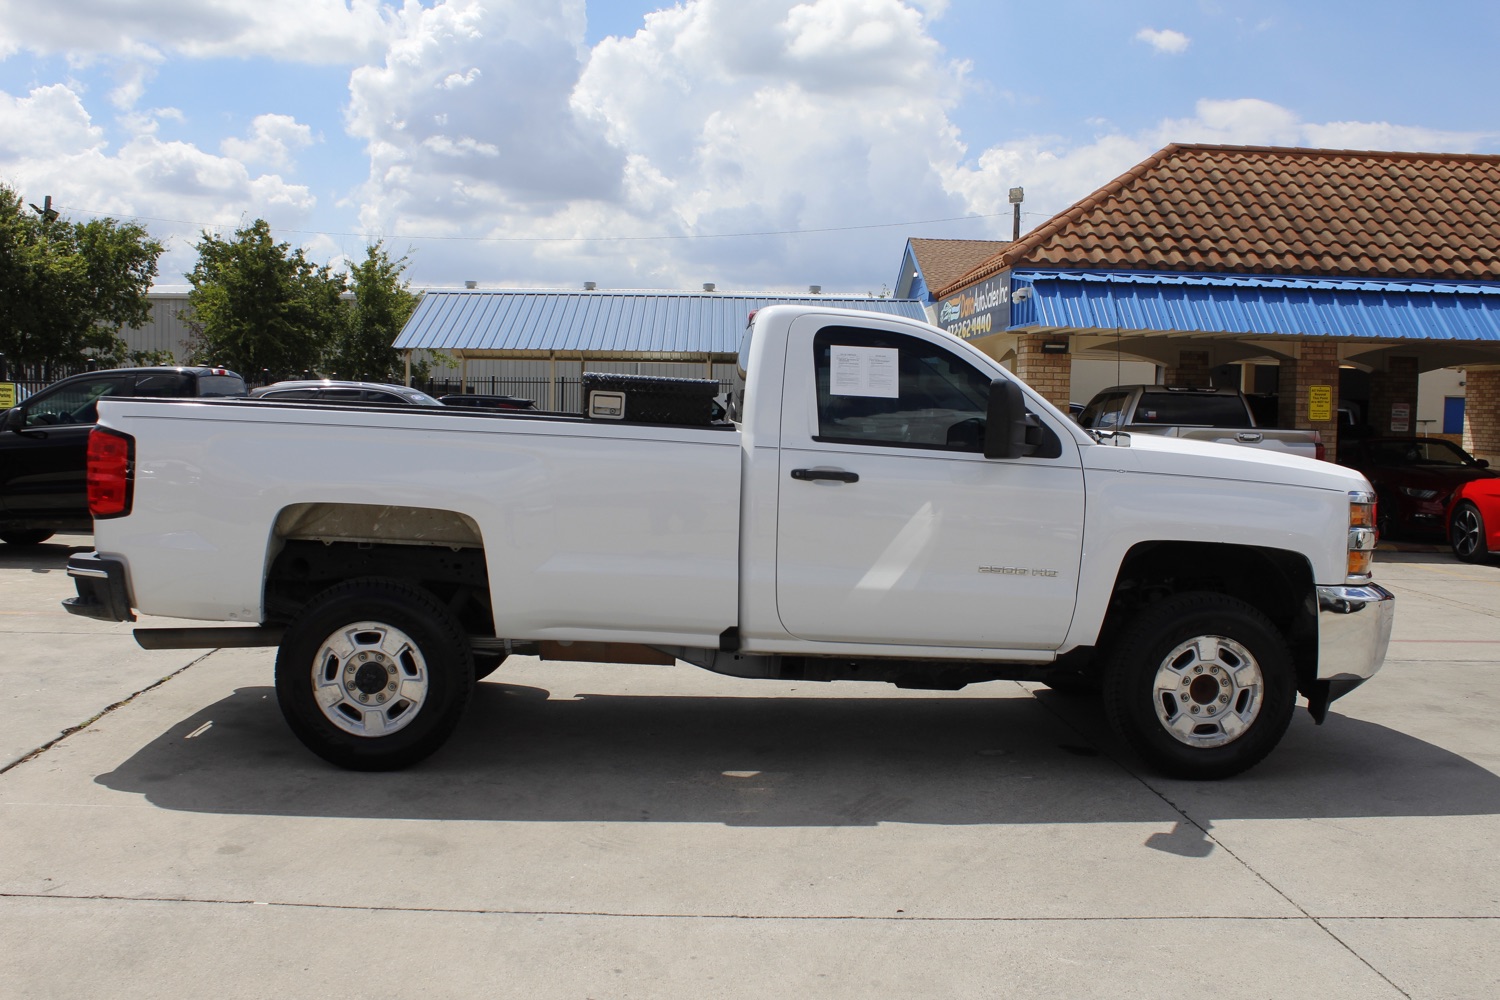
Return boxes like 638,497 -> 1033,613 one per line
791,468 -> 859,483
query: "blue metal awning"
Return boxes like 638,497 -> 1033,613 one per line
1009,270 -> 1500,342
395,290 -> 929,358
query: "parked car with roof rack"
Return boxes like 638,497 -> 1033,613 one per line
1338,436 -> 1498,539
250,380 -> 444,407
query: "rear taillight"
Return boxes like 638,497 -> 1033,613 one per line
87,428 -> 134,518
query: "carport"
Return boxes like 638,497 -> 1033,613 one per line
393,290 -> 928,410
932,144 -> 1500,461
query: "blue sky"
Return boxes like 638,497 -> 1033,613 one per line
0,0 -> 1495,294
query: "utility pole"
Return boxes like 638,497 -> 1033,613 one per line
28,195 -> 58,224
1008,187 -> 1024,242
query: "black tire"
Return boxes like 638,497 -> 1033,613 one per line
1450,500 -> 1489,563
472,651 -> 508,681
0,529 -> 54,547
1103,592 -> 1296,780
275,578 -> 475,770
1375,491 -> 1396,541
1039,669 -> 1101,698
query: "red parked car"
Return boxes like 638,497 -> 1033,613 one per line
1339,437 -> 1498,539
1449,478 -> 1500,562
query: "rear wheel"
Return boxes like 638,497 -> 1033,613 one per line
0,529 -> 54,547
1103,592 -> 1295,780
275,578 -> 475,770
472,651 -> 508,681
1450,500 -> 1489,563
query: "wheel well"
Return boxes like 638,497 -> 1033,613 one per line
1101,541 -> 1319,689
264,503 -> 493,637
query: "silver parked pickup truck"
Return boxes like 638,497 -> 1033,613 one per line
1077,384 -> 1325,460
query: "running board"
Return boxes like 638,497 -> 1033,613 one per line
134,626 -> 286,650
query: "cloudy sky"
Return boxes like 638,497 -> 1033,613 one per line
1,0 -> 1496,295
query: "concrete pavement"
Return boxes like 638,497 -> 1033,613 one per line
2,540 -> 1497,998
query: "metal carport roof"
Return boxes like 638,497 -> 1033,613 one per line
395,290 -> 930,360
1009,270 -> 1500,341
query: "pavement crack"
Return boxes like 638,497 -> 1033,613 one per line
1023,683 -> 1415,999
4,892 -> 1494,927
0,649 -> 221,775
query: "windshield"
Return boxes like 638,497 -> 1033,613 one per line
1364,439 -> 1479,467
1132,391 -> 1250,427
198,374 -> 249,397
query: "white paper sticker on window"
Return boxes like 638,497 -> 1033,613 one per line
830,346 -> 899,398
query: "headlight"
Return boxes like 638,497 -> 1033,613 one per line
1400,486 -> 1439,499
1348,491 -> 1376,581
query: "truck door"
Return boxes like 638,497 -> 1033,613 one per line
0,373 -> 132,519
774,321 -> 1084,650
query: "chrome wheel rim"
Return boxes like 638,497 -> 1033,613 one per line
1452,506 -> 1482,558
311,621 -> 429,738
1152,635 -> 1262,749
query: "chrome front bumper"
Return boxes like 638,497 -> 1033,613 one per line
1306,583 -> 1394,721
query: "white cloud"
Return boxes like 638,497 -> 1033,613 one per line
0,82 -> 318,283
346,1 -> 625,247
1136,28 -> 1190,55
344,0 -> 967,290
220,114 -> 317,170
0,0 -> 399,65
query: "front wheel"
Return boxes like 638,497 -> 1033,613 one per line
1103,593 -> 1295,780
275,578 -> 475,770
1450,500 -> 1490,563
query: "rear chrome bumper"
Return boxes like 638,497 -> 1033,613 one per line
63,552 -> 136,622
1305,583 -> 1394,721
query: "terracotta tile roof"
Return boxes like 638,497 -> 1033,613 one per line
908,238 -> 1011,294
936,144 -> 1500,298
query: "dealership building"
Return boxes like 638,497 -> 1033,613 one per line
905,144 -> 1500,462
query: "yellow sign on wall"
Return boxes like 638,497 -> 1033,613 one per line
1308,384 -> 1333,423
0,383 -> 15,410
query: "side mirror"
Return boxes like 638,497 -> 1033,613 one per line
1478,459 -> 1490,469
0,406 -> 21,433
984,379 -> 1032,460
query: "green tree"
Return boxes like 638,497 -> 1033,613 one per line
0,185 -> 162,378
184,219 -> 347,382
331,242 -> 421,382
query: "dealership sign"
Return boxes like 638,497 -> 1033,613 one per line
938,274 -> 1010,340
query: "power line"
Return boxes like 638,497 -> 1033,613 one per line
52,204 -> 1023,245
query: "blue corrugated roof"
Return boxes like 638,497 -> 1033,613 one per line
1011,270 -> 1500,341
394,291 -> 929,357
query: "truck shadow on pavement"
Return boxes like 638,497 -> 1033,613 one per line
93,680 -> 1500,827
0,538 -> 92,571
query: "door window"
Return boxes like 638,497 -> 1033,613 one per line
813,327 -> 993,452
23,376 -> 128,427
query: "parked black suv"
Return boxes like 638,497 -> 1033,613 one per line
0,366 -> 247,546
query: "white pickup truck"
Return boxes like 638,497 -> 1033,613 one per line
64,304 -> 1393,779
1077,384 -> 1326,460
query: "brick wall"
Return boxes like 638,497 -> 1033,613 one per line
1166,350 -> 1212,387
1369,355 -> 1419,434
1014,334 -> 1073,411
1277,339 -> 1340,458
1463,367 -> 1500,464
